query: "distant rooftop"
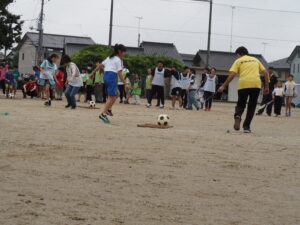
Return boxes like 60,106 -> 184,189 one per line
269,57 -> 290,69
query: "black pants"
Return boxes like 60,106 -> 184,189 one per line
274,96 -> 283,115
26,91 -> 37,98
148,85 -> 164,106
235,88 -> 260,129
86,85 -> 94,101
118,85 -> 125,102
257,93 -> 273,115
181,89 -> 188,108
145,89 -> 151,103
102,84 -> 107,103
0,80 -> 6,94
204,91 -> 214,109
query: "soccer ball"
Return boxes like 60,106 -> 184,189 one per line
89,101 -> 96,108
157,114 -> 170,126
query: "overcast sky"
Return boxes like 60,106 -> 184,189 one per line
8,0 -> 300,62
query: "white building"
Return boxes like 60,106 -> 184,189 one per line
287,46 -> 300,105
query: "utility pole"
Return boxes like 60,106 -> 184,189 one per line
230,6 -> 235,52
37,0 -> 45,65
136,16 -> 143,47
262,42 -> 269,57
108,0 -> 114,46
206,0 -> 213,67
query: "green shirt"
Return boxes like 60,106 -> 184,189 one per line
146,75 -> 152,89
94,71 -> 103,84
86,73 -> 94,85
12,70 -> 20,82
131,80 -> 142,95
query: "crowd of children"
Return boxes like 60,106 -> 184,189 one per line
0,45 -> 298,126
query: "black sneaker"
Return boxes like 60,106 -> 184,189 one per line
244,129 -> 252,133
48,100 -> 51,106
65,104 -> 71,108
234,116 -> 242,131
107,110 -> 113,117
44,101 -> 50,106
71,106 -> 76,110
99,113 -> 110,124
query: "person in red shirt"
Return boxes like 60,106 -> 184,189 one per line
23,78 -> 37,98
54,67 -> 65,100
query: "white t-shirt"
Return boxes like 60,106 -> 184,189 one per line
180,73 -> 190,90
272,87 -> 284,96
102,56 -> 123,73
171,71 -> 181,89
66,62 -> 83,87
152,68 -> 165,86
203,74 -> 217,93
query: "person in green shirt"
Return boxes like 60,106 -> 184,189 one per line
77,68 -> 88,102
12,66 -> 20,96
131,74 -> 142,105
124,73 -> 132,104
94,68 -> 104,103
145,68 -> 152,103
85,64 -> 94,102
118,68 -> 129,103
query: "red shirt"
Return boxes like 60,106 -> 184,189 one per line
55,72 -> 65,88
25,82 -> 37,92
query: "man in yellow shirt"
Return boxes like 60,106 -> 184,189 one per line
218,46 -> 269,133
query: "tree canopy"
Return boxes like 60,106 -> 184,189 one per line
72,44 -> 184,75
0,0 -> 23,57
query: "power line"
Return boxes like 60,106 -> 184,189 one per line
113,24 -> 300,43
161,0 -> 300,14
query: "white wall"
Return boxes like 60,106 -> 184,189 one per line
290,55 -> 300,105
228,76 -> 239,102
18,40 -> 36,75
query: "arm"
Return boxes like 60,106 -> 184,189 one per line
23,84 -> 27,92
31,85 -> 37,92
218,72 -> 237,92
90,64 -> 103,79
118,70 -> 128,89
262,70 -> 269,94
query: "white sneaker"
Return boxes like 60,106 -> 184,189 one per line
146,103 -> 151,108
160,104 -> 164,109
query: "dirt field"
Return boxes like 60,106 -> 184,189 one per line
0,95 -> 299,225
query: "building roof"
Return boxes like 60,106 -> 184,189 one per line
180,53 -> 195,67
126,46 -> 144,56
195,50 -> 269,71
21,32 -> 95,49
140,41 -> 183,63
268,57 -> 290,69
287,46 -> 300,63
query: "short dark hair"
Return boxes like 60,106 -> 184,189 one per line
235,46 -> 249,56
172,65 -> 177,70
190,69 -> 196,74
61,55 -> 72,64
58,66 -> 65,71
211,67 -> 217,72
204,67 -> 211,73
47,54 -> 59,63
157,60 -> 164,65
288,74 -> 294,78
110,44 -> 127,58
184,66 -> 190,70
269,67 -> 274,70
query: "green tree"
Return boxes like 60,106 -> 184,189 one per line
0,0 -> 23,58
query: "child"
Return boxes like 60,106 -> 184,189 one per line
272,81 -> 284,117
40,54 -> 59,106
131,74 -> 141,105
203,67 -> 218,111
283,75 -> 297,117
5,66 -> 14,98
170,66 -> 182,109
124,73 -> 132,104
85,64 -> 94,102
187,69 -> 200,110
77,68 -> 88,102
23,77 -> 37,98
118,67 -> 129,103
91,44 -> 128,123
54,67 -> 65,100
145,68 -> 152,103
12,66 -> 20,96
62,55 -> 83,109
180,66 -> 191,109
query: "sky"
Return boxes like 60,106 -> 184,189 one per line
7,0 -> 300,62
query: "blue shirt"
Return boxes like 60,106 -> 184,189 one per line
35,70 -> 41,79
5,72 -> 15,85
40,60 -> 57,80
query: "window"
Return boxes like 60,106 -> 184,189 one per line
293,63 -> 295,73
22,53 -> 25,60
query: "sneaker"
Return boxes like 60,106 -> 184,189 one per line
208,108 -> 211,111
48,100 -> 51,106
234,116 -> 242,131
285,112 -> 289,117
196,107 -> 200,111
71,106 -> 76,110
44,101 -> 50,106
107,110 -> 113,117
146,103 -> 151,108
119,100 -> 123,103
99,113 -> 110,124
288,112 -> 291,117
65,104 -> 71,108
267,113 -> 271,117
243,129 -> 252,134
159,104 -> 164,109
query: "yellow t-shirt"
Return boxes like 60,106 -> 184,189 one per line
229,55 -> 266,90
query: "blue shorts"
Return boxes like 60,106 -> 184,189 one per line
39,79 -> 56,89
104,71 -> 118,96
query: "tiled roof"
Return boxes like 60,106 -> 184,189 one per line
269,57 -> 290,69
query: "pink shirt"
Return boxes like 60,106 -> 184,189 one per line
0,64 -> 8,80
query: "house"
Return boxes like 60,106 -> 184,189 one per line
268,57 -> 290,81
287,46 -> 300,104
180,50 -> 269,102
17,32 -> 95,74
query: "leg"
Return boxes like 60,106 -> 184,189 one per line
191,90 -> 200,109
257,94 -> 269,115
64,85 -> 72,106
208,93 -> 213,109
102,84 -> 107,103
243,88 -> 260,130
69,86 -> 80,108
171,96 -> 176,107
148,85 -> 158,105
159,86 -> 165,106
266,93 -> 273,115
94,84 -> 101,102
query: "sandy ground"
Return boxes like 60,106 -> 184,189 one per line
0,94 -> 299,225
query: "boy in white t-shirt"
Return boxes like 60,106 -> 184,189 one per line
272,81 -> 284,117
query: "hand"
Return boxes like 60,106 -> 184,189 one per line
218,85 -> 225,93
263,88 -> 269,95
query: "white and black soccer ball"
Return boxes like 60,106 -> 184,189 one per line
157,114 -> 170,126
89,101 -> 96,108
